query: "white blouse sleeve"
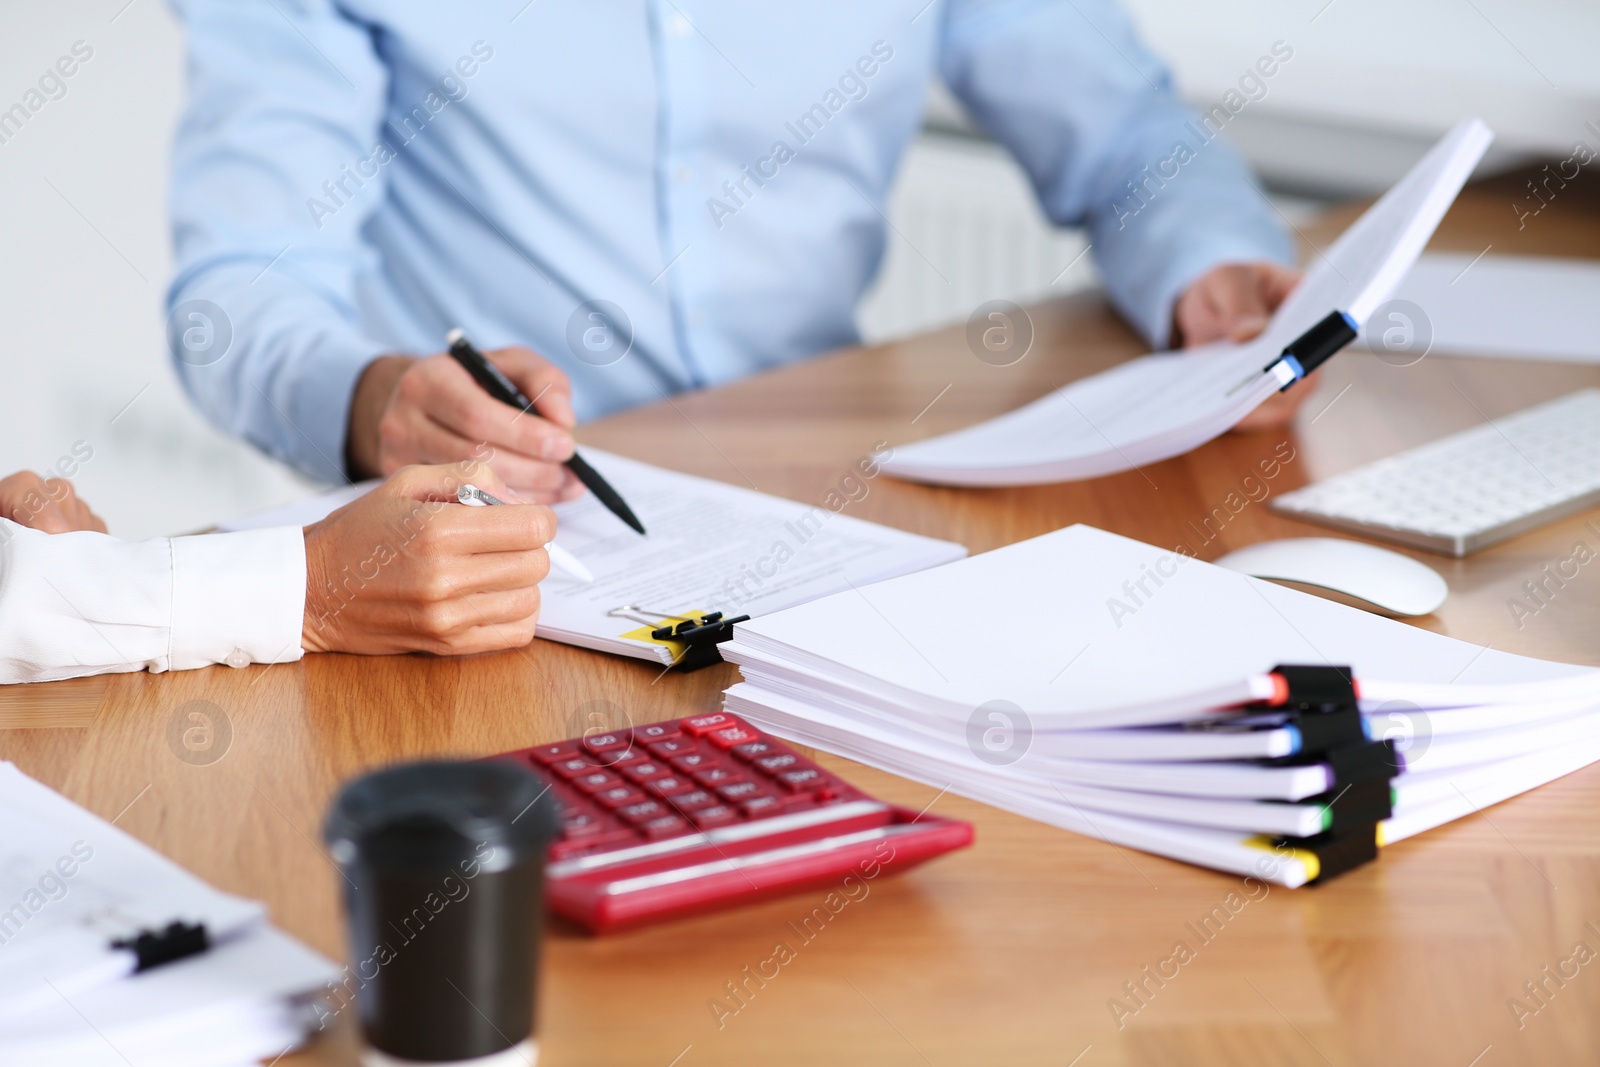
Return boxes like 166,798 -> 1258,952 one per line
0,520 -> 305,684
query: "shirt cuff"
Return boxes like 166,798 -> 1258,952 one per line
1121,230 -> 1298,351
169,527 -> 307,670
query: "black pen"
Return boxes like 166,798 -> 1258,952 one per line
446,328 -> 647,535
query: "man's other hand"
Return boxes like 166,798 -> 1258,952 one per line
346,346 -> 584,502
0,472 -> 106,533
301,462 -> 554,657
1173,261 -> 1311,432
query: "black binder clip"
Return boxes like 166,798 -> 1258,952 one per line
112,920 -> 209,972
1258,664 -> 1398,884
652,612 -> 750,672
610,606 -> 750,672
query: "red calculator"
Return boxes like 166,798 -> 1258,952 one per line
494,712 -> 973,934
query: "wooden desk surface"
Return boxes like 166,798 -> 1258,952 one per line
6,173 -> 1600,1067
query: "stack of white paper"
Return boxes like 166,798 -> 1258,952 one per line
0,763 -> 338,1066
223,450 -> 967,666
880,118 -> 1495,487
719,525 -> 1600,886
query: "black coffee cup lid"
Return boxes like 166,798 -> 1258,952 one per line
324,759 -> 557,872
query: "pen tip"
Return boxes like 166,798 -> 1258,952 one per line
446,327 -> 465,346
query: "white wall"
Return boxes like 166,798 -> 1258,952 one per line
0,2 -> 314,540
1120,0 -> 1600,194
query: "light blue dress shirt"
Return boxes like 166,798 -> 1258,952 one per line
167,0 -> 1291,483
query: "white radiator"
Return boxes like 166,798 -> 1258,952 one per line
856,133 -> 1097,344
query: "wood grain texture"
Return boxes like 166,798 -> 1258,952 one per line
3,171 -> 1599,1067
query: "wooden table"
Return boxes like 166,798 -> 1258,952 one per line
6,172 -> 1600,1067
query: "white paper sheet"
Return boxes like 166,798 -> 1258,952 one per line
1388,253 -> 1600,363
881,118 -> 1495,486
0,924 -> 336,1067
0,764 -> 264,1017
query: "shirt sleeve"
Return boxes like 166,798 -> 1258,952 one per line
937,0 -> 1295,347
166,0 -> 395,483
0,521 -> 306,685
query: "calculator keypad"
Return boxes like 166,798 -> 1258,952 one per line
523,714 -> 854,859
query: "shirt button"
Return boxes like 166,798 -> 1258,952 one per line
689,309 -> 707,327
667,12 -> 693,36
225,648 -> 251,669
674,166 -> 692,183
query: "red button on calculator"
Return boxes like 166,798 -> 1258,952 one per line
492,713 -> 973,934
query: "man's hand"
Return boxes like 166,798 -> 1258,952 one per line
346,347 -> 584,502
301,462 -> 554,657
0,472 -> 106,533
1173,261 -> 1309,432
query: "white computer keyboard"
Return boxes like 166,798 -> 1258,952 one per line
1272,388 -> 1600,556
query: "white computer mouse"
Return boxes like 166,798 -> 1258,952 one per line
1214,537 -> 1448,617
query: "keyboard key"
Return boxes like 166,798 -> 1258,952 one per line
731,740 -> 785,762
738,795 -> 784,818
593,785 -> 647,809
776,768 -> 827,793
705,723 -> 761,749
616,759 -> 668,782
581,733 -> 634,764
571,770 -> 623,794
692,766 -> 744,787
683,712 -> 740,737
616,800 -> 669,825
550,827 -> 637,859
754,753 -> 801,774
666,789 -> 718,811
549,756 -> 599,779
715,780 -> 769,802
527,740 -> 582,764
644,775 -> 696,797
633,722 -> 683,743
688,805 -> 738,829
638,814 -> 690,839
561,810 -> 606,837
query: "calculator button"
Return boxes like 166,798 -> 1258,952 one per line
633,722 -> 683,743
715,780 -> 769,802
688,805 -> 738,829
644,775 -> 696,797
682,712 -> 740,737
571,770 -> 623,794
549,828 -> 636,859
549,756 -> 598,779
754,753 -> 801,774
593,785 -> 647,809
776,768 -> 827,792
647,738 -> 695,757
581,733 -> 633,762
669,752 -> 720,773
561,810 -> 606,837
692,766 -> 744,788
617,800 -> 669,825
738,795 -> 784,818
731,740 -> 782,762
639,814 -> 690,839
666,789 -> 718,811
705,723 -> 761,749
617,759 -> 668,782
527,740 -> 582,764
